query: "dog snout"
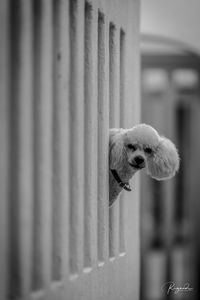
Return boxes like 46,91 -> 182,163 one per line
134,155 -> 144,165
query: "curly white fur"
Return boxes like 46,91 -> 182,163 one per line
109,124 -> 180,206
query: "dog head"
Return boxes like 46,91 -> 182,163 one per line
109,124 -> 180,180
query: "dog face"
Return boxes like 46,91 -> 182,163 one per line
123,125 -> 160,174
110,124 -> 179,180
124,141 -> 153,171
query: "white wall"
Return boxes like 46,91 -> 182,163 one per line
141,0 -> 200,52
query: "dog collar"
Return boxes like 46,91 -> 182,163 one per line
110,169 -> 132,192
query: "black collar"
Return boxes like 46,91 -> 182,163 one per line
110,169 -> 132,192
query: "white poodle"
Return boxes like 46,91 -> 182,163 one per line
109,124 -> 180,206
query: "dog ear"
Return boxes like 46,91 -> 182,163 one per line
146,137 -> 180,180
109,129 -> 127,170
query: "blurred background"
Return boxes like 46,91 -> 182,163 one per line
140,1 -> 200,300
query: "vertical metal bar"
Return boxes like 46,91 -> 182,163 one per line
8,0 -> 22,296
109,23 -> 120,128
51,0 -> 70,283
104,13 -> 110,264
32,0 -> 43,288
69,0 -> 84,277
119,29 -> 125,128
84,1 -> 98,271
52,0 -> 62,282
17,0 -> 33,296
109,23 -> 120,259
32,0 -> 53,291
0,0 -> 9,298
97,11 -> 109,265
8,0 -> 33,298
119,29 -> 126,255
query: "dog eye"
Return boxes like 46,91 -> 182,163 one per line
144,147 -> 152,154
127,144 -> 137,151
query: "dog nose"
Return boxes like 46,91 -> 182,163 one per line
134,155 -> 144,165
